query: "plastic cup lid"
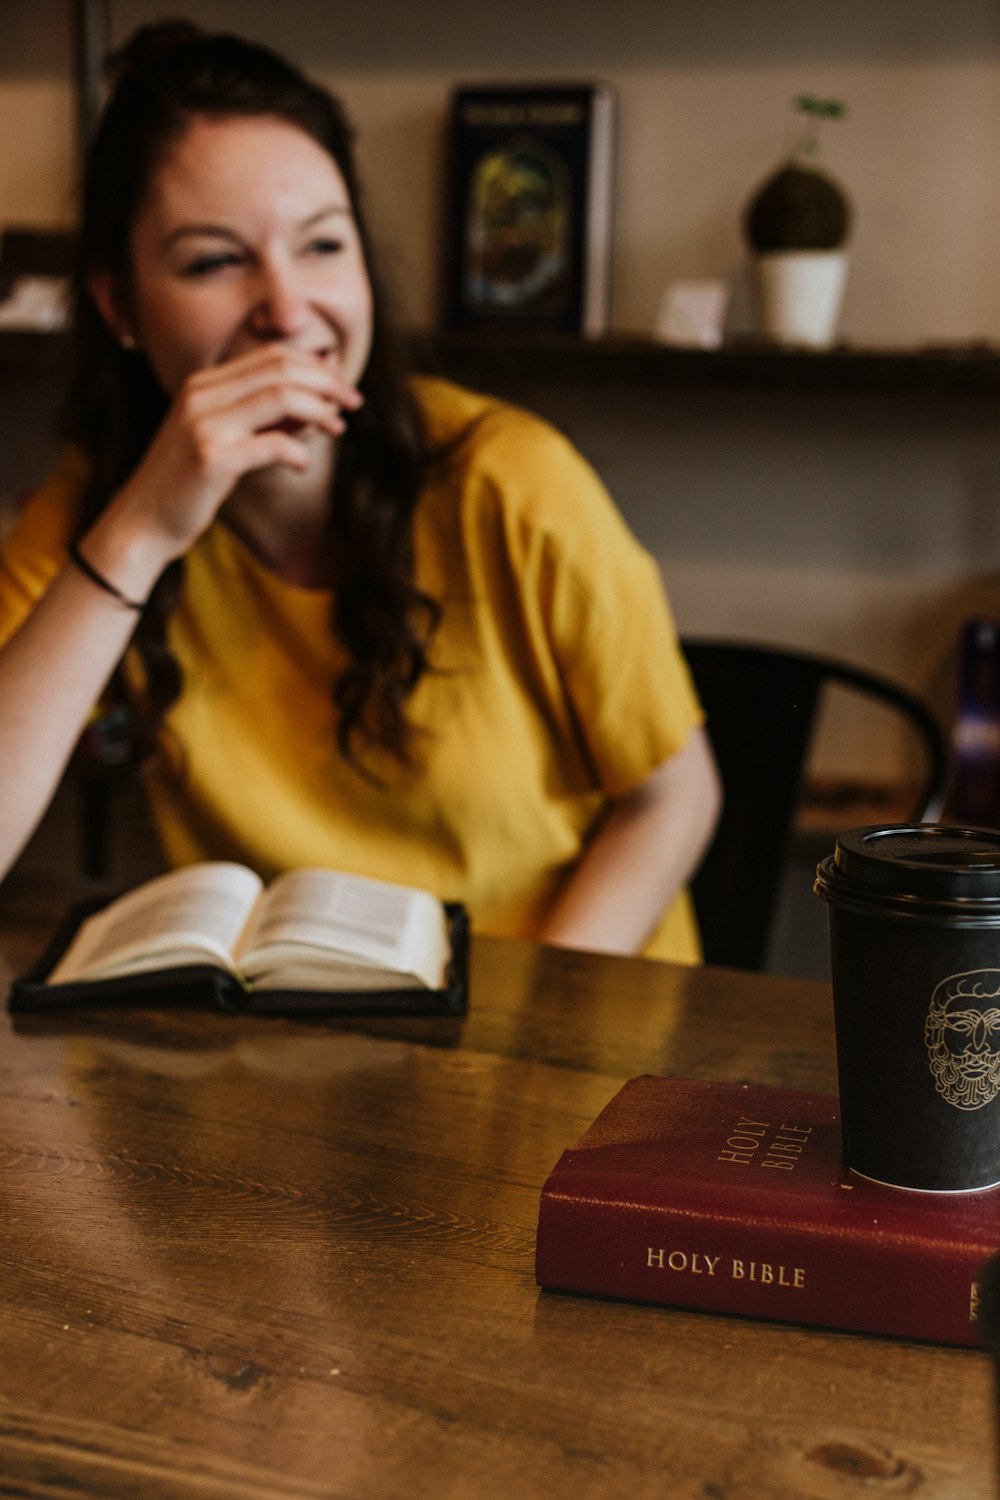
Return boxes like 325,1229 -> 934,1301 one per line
815,828 -> 1000,918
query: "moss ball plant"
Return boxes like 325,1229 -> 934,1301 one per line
744,96 -> 851,253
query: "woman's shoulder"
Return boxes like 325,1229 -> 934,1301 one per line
4,446 -> 89,557
0,446 -> 90,644
413,375 -> 611,520
412,375 -> 653,580
415,375 -> 576,455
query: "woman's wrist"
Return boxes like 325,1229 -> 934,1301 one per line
77,505 -> 180,607
66,540 -> 148,612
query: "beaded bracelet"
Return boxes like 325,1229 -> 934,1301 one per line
67,541 -> 146,613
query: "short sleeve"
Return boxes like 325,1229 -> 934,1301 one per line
0,447 -> 86,647
531,450 -> 702,794
448,400 -> 704,797
544,523 -> 703,794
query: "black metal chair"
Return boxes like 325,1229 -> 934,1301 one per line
682,638 -> 948,973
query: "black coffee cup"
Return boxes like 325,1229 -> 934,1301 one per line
815,824 -> 1000,1192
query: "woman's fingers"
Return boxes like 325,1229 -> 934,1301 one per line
176,348 -> 363,459
163,405 -> 331,497
238,427 -> 318,473
186,345 -> 363,418
210,382 -> 347,440
174,379 -> 349,493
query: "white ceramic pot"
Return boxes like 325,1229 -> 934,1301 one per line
752,250 -> 848,348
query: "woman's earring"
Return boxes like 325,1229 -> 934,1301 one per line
120,332 -> 137,351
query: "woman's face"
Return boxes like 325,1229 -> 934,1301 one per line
108,113 -> 374,397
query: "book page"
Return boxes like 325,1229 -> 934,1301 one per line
236,868 -> 451,990
47,863 -> 264,984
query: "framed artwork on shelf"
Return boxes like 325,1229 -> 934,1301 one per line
443,82 -> 616,338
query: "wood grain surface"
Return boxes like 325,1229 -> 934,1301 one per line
0,871 -> 995,1499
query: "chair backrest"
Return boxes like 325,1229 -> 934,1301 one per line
682,638 -> 947,972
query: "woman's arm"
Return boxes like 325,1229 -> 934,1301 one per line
0,346 -> 358,880
0,563 -> 155,876
536,726 -> 722,957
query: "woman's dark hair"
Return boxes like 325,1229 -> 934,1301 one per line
65,19 -> 440,773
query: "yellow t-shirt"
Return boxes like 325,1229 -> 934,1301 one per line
0,378 -> 705,961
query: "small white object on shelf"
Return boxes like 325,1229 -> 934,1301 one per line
0,276 -> 68,330
653,280 -> 730,349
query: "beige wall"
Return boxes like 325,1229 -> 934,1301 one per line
4,0 -> 1000,343
3,0 -> 1000,785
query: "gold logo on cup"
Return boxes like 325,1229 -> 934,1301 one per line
926,970 -> 1000,1111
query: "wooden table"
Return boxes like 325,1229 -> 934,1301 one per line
0,873 -> 995,1499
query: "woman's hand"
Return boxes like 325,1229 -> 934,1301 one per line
82,346 -> 362,596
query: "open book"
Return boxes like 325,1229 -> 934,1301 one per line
13,863 -> 468,1016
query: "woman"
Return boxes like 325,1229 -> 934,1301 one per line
0,21 -> 720,960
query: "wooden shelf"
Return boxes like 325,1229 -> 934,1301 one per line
411,329 -> 1000,397
5,326 -> 1000,397
0,328 -> 71,373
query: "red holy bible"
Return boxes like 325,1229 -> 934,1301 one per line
535,1075 -> 1000,1346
